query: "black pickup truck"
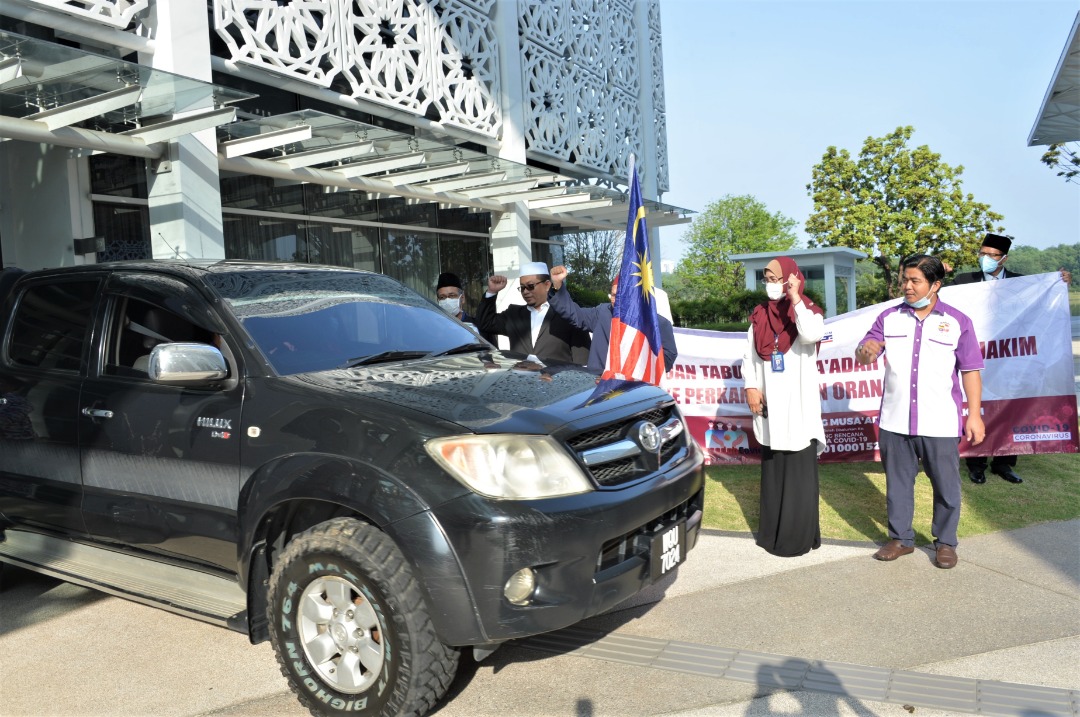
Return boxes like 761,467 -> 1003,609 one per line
0,261 -> 704,717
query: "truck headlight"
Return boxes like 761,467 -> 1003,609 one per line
426,435 -> 593,499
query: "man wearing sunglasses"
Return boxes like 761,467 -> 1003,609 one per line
950,232 -> 1071,486
473,261 -> 590,365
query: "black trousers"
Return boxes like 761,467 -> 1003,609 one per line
756,440 -> 820,557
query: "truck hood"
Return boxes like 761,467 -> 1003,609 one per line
284,351 -> 672,434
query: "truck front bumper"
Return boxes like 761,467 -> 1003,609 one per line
389,445 -> 705,646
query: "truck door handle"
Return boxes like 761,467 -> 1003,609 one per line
81,407 -> 114,419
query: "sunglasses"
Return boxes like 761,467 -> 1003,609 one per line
518,280 -> 549,292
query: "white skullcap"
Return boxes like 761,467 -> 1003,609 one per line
519,261 -> 550,277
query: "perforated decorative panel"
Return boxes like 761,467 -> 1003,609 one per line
519,0 -> 663,182
213,0 -> 501,137
209,0 -> 668,183
21,0 -> 149,29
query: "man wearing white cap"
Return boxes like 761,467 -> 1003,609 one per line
473,261 -> 591,365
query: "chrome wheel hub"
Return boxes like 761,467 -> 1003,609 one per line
297,576 -> 384,693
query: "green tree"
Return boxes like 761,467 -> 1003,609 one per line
806,126 -> 1003,297
1041,142 -> 1080,183
557,229 -> 622,293
994,243 -> 1079,287
672,194 -> 797,300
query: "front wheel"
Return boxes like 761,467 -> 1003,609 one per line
267,518 -> 459,717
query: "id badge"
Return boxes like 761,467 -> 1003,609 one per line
770,350 -> 785,372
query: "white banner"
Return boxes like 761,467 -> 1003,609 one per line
662,273 -> 1078,465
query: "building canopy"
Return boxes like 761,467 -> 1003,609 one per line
1028,12 -> 1080,146
0,30 -> 691,236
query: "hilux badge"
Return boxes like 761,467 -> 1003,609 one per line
638,422 -> 661,452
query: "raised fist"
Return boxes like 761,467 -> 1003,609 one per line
488,275 -> 508,293
550,265 -> 568,289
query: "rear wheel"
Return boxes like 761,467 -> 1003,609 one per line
267,518 -> 459,716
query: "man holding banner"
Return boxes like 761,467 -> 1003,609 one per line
950,232 -> 1073,485
857,254 -> 985,570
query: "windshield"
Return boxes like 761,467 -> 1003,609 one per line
206,270 -> 486,375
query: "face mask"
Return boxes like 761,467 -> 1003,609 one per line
979,255 -> 1001,274
765,283 -> 785,301
906,290 -> 934,309
438,297 -> 460,316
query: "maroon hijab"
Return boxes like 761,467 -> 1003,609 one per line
749,256 -> 824,360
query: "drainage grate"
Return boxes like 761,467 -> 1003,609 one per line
519,627 -> 1079,717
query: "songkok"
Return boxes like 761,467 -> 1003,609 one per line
435,272 -> 463,290
519,261 -> 550,277
982,233 -> 1012,254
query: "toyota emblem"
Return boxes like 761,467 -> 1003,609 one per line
637,421 -> 661,452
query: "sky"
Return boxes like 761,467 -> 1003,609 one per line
655,0 -> 1080,265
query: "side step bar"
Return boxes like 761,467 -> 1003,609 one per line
0,529 -> 247,632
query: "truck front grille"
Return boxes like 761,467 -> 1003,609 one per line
564,405 -> 690,487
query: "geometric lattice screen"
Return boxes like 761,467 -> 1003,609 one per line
212,0 -> 667,188
21,0 -> 668,191
17,0 -> 150,29
518,0 -> 668,190
213,0 -> 502,137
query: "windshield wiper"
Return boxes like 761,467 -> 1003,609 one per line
427,342 -> 491,358
339,350 -> 430,368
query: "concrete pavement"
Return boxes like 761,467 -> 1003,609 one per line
1,520 -> 1077,717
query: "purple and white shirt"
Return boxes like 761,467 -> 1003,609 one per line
860,299 -> 983,438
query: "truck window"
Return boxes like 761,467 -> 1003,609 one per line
7,280 -> 100,372
103,296 -> 217,377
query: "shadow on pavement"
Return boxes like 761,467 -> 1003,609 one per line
0,564 -> 107,637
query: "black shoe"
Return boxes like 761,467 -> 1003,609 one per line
968,470 -> 986,484
993,468 -> 1023,484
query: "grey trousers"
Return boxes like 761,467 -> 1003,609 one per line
878,429 -> 962,548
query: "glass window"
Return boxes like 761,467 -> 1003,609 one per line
89,154 -> 147,199
93,203 -> 151,261
438,236 -> 491,307
382,228 -> 441,297
530,241 -> 565,270
100,275 -> 221,378
8,280 -> 101,372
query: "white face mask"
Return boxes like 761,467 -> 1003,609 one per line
765,283 -> 785,301
438,297 -> 461,316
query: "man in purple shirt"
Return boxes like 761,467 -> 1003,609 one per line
856,254 -> 986,569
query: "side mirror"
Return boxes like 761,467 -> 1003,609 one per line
148,343 -> 229,386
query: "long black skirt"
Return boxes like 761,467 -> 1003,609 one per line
756,440 -> 821,557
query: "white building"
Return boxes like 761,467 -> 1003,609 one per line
0,0 -> 689,299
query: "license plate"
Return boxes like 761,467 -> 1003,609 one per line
649,520 -> 686,578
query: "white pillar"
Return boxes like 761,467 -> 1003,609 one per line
490,205 -> 532,277
0,142 -> 93,269
823,260 -> 838,318
490,0 -> 532,277
140,0 -> 224,260
838,263 -> 856,314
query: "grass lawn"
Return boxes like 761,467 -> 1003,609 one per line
703,452 -> 1080,545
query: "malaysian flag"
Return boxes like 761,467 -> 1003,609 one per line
602,163 -> 665,385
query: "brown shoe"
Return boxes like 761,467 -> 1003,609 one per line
873,539 -> 915,561
935,545 -> 958,569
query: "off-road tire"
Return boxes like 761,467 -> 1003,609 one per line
267,518 -> 459,717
